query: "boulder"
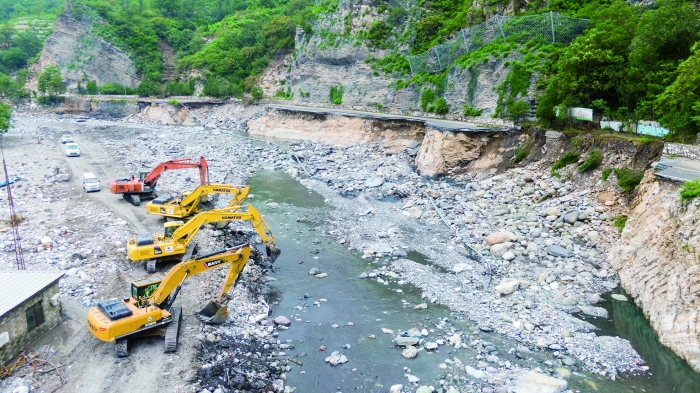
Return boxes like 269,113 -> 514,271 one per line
514,371 -> 567,393
486,232 -> 509,245
495,278 -> 520,295
402,346 -> 418,358
274,316 -> 291,326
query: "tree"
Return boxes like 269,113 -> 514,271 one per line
263,16 -> 295,50
656,43 -> 700,141
37,64 -> 65,97
86,80 -> 98,95
2,47 -> 29,71
152,0 -> 181,17
0,102 -> 11,134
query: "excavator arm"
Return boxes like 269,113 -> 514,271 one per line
170,204 -> 280,262
179,183 -> 250,210
143,156 -> 208,189
149,245 -> 251,308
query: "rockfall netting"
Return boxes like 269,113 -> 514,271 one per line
407,12 -> 589,75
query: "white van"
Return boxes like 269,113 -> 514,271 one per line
82,172 -> 100,192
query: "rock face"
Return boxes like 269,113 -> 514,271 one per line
414,129 -> 523,176
608,171 -> 700,372
287,0 -> 534,115
30,9 -> 138,90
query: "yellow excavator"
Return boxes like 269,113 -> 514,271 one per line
87,245 -> 251,357
127,204 -> 280,272
144,183 -> 251,219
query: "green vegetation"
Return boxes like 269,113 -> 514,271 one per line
513,143 -> 530,163
535,0 -> 700,141
577,149 -> 602,172
0,0 -> 64,22
463,104 -> 482,117
680,179 -> 700,202
432,97 -> 448,114
0,101 -> 10,132
167,99 -> 180,106
613,168 -> 644,193
602,167 -> 612,181
251,86 -> 263,99
37,64 -> 65,103
329,85 -> 344,105
86,80 -> 98,95
495,61 -> 532,119
275,87 -> 293,100
552,151 -> 580,171
613,215 -> 628,232
421,88 -> 434,112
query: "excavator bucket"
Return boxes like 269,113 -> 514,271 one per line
197,301 -> 228,324
266,244 -> 281,263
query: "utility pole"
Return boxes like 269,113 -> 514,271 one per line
1,137 -> 25,270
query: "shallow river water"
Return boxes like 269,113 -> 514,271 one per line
248,168 -> 700,393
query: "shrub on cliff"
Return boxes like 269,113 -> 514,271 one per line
432,98 -> 448,114
613,168 -> 644,193
680,179 -> 700,201
577,150 -> 603,172
551,151 -> 580,171
330,85 -> 344,105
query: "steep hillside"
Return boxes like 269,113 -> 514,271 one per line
28,9 -> 138,90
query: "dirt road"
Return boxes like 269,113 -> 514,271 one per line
0,118 -> 211,393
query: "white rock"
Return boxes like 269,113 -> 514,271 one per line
495,278 -> 520,295
465,365 -> 486,379
502,251 -> 516,261
389,385 -> 404,393
515,371 -> 568,393
402,346 -> 418,358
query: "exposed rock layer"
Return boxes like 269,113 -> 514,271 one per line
608,172 -> 700,372
31,12 -> 138,90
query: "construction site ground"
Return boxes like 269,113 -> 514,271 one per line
0,116 -> 265,393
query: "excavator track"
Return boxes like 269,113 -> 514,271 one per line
123,194 -> 141,206
164,306 -> 182,353
116,339 -> 128,357
146,259 -> 157,273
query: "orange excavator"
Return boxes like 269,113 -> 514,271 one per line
110,157 -> 208,206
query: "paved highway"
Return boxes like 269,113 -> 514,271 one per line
268,104 -> 509,133
653,156 -> 700,182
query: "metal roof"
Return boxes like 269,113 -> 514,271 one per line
0,270 -> 64,317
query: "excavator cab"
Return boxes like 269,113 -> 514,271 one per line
132,276 -> 164,307
163,221 -> 184,238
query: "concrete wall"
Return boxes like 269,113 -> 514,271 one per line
0,282 -> 61,365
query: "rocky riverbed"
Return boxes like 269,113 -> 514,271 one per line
256,139 -> 649,385
0,111 -> 664,393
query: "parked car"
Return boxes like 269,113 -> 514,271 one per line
82,172 -> 100,192
61,134 -> 73,144
65,143 -> 80,157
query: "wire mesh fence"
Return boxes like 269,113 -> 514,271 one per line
407,12 -> 589,75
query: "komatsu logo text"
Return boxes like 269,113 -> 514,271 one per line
221,215 -> 242,220
212,189 -> 232,193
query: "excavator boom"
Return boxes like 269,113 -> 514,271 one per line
145,184 -> 250,219
110,157 -> 209,207
87,246 -> 252,351
143,156 -> 208,189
